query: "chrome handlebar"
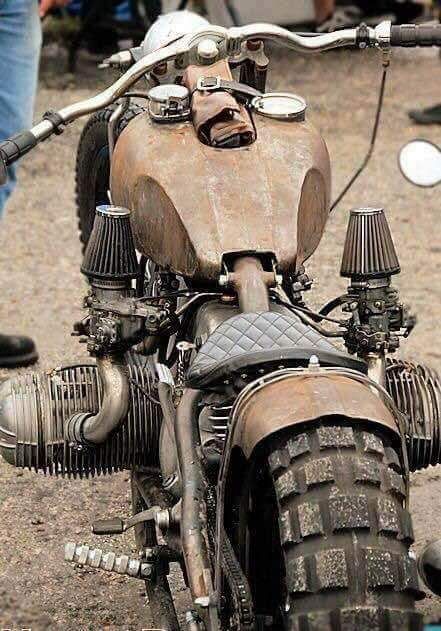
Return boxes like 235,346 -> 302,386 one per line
29,21 -> 386,142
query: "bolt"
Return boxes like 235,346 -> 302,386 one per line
186,610 -> 201,631
140,563 -> 154,579
197,39 -> 218,62
247,39 -> 262,51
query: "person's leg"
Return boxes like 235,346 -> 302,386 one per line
0,0 -> 40,367
0,0 -> 42,216
407,0 -> 441,125
314,0 -> 335,23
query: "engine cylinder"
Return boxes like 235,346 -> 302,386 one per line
386,358 -> 441,471
0,362 -> 162,477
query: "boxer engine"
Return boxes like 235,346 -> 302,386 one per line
2,203 -> 440,478
0,353 -> 440,477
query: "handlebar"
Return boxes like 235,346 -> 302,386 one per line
1,20 -> 441,184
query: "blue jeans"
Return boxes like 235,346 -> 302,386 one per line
0,0 -> 41,216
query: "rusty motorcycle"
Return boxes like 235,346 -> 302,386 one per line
1,12 -> 441,631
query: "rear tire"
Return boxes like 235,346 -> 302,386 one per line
246,422 -> 423,630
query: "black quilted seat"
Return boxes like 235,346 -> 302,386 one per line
186,311 -> 367,389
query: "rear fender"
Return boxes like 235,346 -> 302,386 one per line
229,369 -> 401,459
215,368 -> 404,594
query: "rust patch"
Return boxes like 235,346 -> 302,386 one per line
111,113 -> 331,282
231,374 -> 400,459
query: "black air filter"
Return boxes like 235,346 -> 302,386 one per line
340,207 -> 400,280
81,205 -> 140,281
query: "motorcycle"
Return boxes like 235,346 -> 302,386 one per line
1,11 -> 441,631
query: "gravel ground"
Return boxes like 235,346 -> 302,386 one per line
0,36 -> 441,630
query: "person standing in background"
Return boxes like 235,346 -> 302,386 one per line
314,0 -> 335,24
0,0 -> 68,368
409,0 -> 441,125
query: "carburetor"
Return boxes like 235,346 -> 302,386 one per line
340,207 -> 416,356
74,205 -> 169,355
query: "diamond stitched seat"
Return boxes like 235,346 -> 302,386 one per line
186,311 -> 366,388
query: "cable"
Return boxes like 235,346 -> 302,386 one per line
272,296 -> 346,338
289,302 -> 347,326
319,295 -> 348,317
330,67 -> 388,212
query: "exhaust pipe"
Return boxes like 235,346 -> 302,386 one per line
0,360 -> 162,477
65,355 -> 129,446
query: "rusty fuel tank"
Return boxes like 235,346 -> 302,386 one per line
111,113 -> 331,283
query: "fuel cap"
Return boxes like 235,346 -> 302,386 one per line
252,92 -> 307,122
148,84 -> 191,123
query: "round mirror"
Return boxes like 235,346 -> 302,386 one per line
398,139 -> 441,188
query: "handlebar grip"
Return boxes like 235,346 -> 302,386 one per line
0,130 -> 37,167
391,24 -> 441,47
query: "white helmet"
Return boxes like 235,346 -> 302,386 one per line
142,11 -> 210,54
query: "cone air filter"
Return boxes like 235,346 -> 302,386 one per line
81,205 -> 140,281
340,207 -> 400,280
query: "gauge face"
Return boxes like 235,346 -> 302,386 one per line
252,92 -> 307,121
148,84 -> 190,104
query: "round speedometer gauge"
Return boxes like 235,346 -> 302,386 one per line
252,93 -> 307,122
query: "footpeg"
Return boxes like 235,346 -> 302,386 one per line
92,506 -> 161,535
92,517 -> 125,535
65,543 -> 150,579
92,505 -> 179,536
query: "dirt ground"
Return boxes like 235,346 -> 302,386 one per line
0,32 -> 441,631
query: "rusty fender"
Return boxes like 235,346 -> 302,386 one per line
229,369 -> 401,459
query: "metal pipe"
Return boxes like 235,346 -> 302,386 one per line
161,385 -> 212,601
366,352 -> 386,387
65,355 -> 129,445
230,257 -> 272,313
108,97 -> 130,158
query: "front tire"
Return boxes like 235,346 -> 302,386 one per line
75,104 -> 146,250
240,422 -> 423,630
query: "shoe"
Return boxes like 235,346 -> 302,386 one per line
409,104 -> 441,125
0,333 -> 38,368
316,7 -> 395,33
316,7 -> 362,33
